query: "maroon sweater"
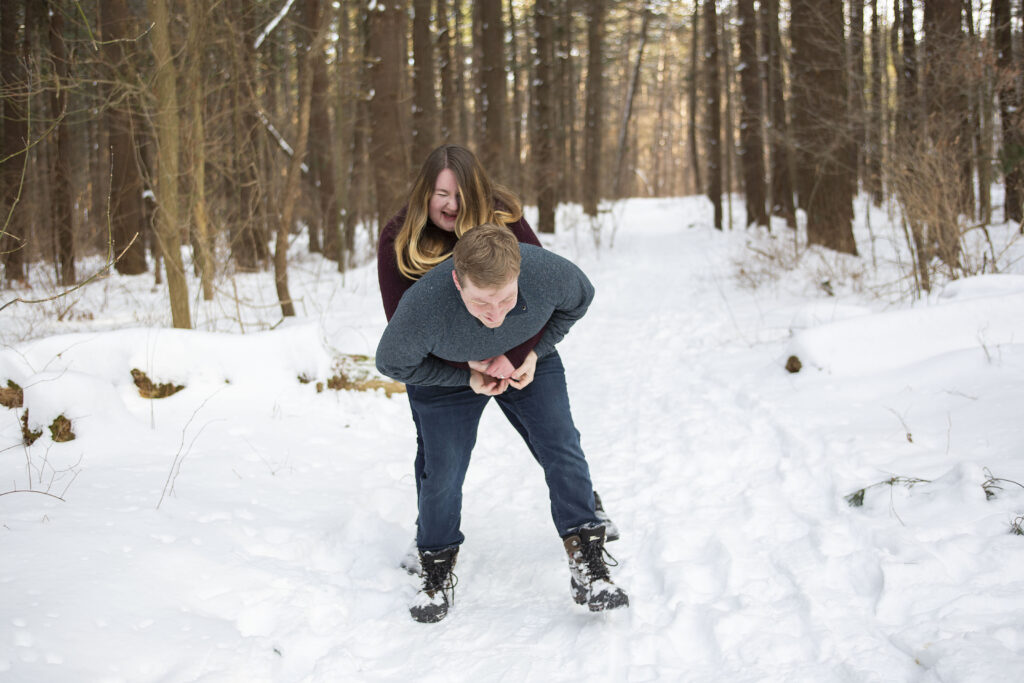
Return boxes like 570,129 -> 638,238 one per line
377,206 -> 545,368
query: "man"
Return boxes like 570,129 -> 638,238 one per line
376,223 -> 628,623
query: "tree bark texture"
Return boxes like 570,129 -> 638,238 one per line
228,0 -> 269,271
148,0 -> 192,328
47,0 -> 75,285
556,1 -> 578,202
437,0 -> 457,142
309,1 -> 340,261
1,0 -> 28,283
478,0 -> 508,181
508,0 -> 523,192
185,0 -> 214,300
762,0 -> 794,226
613,7 -> 650,200
923,0 -> 968,266
994,0 -> 1023,223
100,0 -> 148,276
867,0 -> 884,205
790,0 -> 857,254
583,0 -> 605,217
368,1 -> 411,230
688,2 -> 702,197
533,0 -> 557,233
704,0 -> 722,230
849,0 -> 866,191
737,0 -> 766,227
275,6 -> 324,318
412,0 -> 438,166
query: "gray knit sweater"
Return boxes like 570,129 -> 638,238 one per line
375,244 -> 594,387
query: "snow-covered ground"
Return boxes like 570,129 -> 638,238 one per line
2,195 -> 1023,682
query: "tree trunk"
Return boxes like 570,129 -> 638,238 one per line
867,0 -> 884,205
308,0 -> 340,261
453,0 -> 469,145
48,0 -> 75,286
965,2 -> 989,224
704,0 -> 722,230
556,0 -> 578,203
1,0 -> 28,284
100,0 -> 148,276
275,9 -> 324,318
582,0 -> 605,217
341,0 -> 372,258
923,0 -> 968,268
533,0 -> 557,234
508,0 -> 523,191
762,0 -> 794,227
737,0 -> 767,227
412,0 -> 438,165
437,0 -> 457,142
994,0 -> 1023,223
368,1 -> 411,230
228,0 -> 268,271
334,0 -> 358,269
185,0 -> 214,301
688,1 -> 702,197
478,0 -> 507,180
898,0 -> 919,140
850,0 -> 866,192
148,0 -> 191,328
720,1 -> 735,227
613,7 -> 650,200
790,0 -> 857,254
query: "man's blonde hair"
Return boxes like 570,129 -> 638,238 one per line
452,223 -> 521,289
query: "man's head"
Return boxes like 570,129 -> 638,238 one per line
451,223 -> 521,328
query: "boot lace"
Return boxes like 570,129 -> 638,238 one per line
422,557 -> 458,603
581,539 -> 618,582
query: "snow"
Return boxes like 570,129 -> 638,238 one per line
2,195 -> 1024,681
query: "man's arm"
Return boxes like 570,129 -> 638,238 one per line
530,253 -> 595,359
375,300 -> 472,387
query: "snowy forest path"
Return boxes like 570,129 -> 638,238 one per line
535,220 -> 910,679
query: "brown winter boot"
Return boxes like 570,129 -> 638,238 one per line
563,525 -> 629,612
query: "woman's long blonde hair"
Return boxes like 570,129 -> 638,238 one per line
394,144 -> 523,280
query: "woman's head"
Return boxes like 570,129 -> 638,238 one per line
414,145 -> 494,235
395,144 -> 523,280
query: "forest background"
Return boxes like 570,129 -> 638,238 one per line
1,0 -> 1023,328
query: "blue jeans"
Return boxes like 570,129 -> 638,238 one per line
406,352 -> 598,552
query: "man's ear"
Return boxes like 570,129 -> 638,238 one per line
451,269 -> 461,292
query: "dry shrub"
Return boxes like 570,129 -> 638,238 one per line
1,380 -> 23,408
131,369 -> 185,399
319,353 -> 405,397
734,235 -> 802,290
21,410 -> 42,446
49,415 -> 75,442
888,125 -> 993,296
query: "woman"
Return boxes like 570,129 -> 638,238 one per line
377,144 -> 618,572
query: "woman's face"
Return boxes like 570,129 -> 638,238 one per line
428,168 -> 460,232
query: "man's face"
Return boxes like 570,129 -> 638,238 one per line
452,271 -> 518,328
428,168 -> 460,232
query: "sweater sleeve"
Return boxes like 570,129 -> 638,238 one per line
531,254 -> 595,359
375,293 -> 472,387
377,208 -> 412,322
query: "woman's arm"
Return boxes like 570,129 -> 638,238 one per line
377,208 -> 411,322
